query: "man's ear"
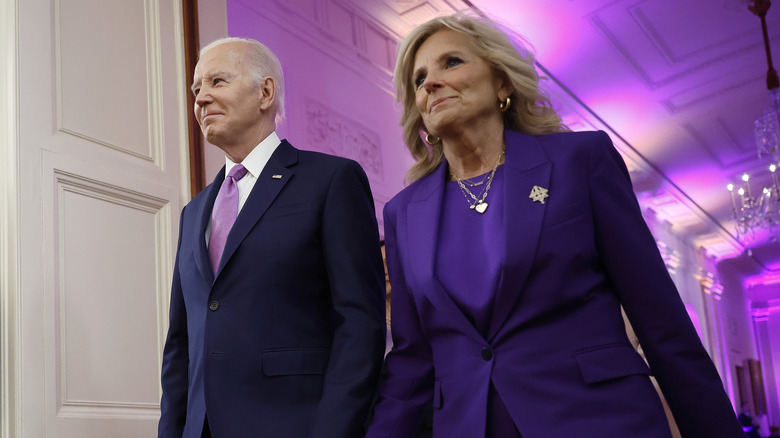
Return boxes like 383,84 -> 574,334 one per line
258,76 -> 276,111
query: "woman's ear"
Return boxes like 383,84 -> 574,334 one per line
496,72 -> 513,101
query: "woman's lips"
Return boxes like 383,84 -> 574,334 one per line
431,97 -> 452,109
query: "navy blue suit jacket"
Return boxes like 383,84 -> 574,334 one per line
159,140 -> 386,437
367,130 -> 743,438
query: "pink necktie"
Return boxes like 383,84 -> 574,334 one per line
209,164 -> 248,274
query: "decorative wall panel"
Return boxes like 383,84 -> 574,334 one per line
52,169 -> 169,418
305,99 -> 384,181
56,0 -> 165,166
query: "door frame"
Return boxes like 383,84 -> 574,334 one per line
0,0 -> 21,436
183,0 -> 205,197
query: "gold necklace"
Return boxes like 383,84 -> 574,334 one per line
450,151 -> 504,214
458,172 -> 491,188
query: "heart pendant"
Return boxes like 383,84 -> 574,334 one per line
475,202 -> 488,213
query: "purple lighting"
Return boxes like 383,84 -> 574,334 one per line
684,303 -> 703,339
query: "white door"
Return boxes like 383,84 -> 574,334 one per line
3,0 -> 188,436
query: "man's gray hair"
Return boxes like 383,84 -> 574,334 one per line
200,37 -> 286,123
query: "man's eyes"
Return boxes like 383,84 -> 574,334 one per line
192,77 -> 227,95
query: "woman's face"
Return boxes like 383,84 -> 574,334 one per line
412,30 -> 506,137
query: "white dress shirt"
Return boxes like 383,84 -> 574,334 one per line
205,131 -> 281,246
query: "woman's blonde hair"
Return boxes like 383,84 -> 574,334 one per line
394,13 -> 568,182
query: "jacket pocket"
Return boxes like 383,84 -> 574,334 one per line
573,344 -> 651,384
543,200 -> 587,231
262,348 -> 330,376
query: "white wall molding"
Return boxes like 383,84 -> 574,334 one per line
42,154 -> 175,424
697,269 -> 724,297
143,0 -> 167,170
0,0 -> 21,436
57,401 -> 160,420
233,0 -> 396,96
173,0 -> 191,205
53,0 -> 167,168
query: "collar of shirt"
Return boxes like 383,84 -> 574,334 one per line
225,131 -> 281,181
206,132 -> 282,246
224,131 -> 281,213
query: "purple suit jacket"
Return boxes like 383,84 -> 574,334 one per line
366,130 -> 743,438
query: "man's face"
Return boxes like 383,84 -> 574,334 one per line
191,42 -> 264,148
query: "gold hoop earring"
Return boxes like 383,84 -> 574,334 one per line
425,133 -> 441,145
499,97 -> 512,112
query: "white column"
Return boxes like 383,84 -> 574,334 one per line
699,272 -> 734,401
752,303 -> 780,430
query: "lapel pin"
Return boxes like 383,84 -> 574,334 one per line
272,174 -> 283,179
529,185 -> 549,204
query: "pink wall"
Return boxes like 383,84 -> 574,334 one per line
221,0 -> 414,236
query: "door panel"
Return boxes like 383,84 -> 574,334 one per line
14,0 -> 187,435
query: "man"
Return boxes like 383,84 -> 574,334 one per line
158,37 -> 386,438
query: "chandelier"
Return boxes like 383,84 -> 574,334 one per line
727,0 -> 780,244
753,0 -> 780,160
727,167 -> 780,243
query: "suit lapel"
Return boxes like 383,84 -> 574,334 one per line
193,167 -> 225,284
214,140 -> 297,279
406,162 -> 485,343
487,131 -> 551,340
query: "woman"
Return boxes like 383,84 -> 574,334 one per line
365,13 -> 744,438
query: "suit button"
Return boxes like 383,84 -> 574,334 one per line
481,347 -> 493,361
208,300 -> 219,311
